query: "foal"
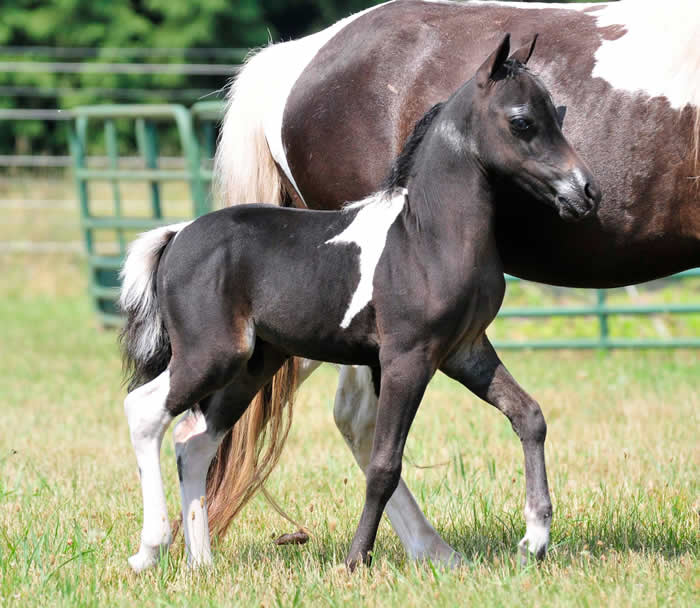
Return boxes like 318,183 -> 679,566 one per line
121,35 -> 601,572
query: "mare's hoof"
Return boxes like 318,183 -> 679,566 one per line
421,537 -> 465,568
440,550 -> 465,569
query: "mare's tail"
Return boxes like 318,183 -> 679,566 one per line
213,44 -> 286,208
119,222 -> 191,390
205,43 -> 300,538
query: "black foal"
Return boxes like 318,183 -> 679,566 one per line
120,35 -> 601,572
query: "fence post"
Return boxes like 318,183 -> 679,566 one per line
596,289 -> 609,348
135,119 -> 163,219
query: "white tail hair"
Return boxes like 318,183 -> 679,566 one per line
119,221 -> 191,365
213,47 -> 285,209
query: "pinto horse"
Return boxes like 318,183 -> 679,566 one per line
205,0 -> 700,567
120,36 -> 600,571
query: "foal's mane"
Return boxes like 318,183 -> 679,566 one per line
380,58 -> 530,193
380,101 -> 445,191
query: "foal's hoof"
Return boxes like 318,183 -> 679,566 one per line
518,533 -> 548,566
345,552 -> 372,573
128,545 -> 167,573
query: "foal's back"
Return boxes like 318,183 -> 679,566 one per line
158,204 -> 381,365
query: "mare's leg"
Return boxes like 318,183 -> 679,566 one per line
174,342 -> 290,567
346,352 -> 432,569
441,337 -> 552,563
333,365 -> 460,565
124,370 -> 175,573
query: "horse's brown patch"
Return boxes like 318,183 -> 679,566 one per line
282,0 -> 700,285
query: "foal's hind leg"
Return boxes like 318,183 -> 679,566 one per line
333,365 -> 461,566
173,342 -> 290,567
126,312 -> 256,572
441,337 -> 552,563
124,370 -> 176,572
173,406 -> 221,568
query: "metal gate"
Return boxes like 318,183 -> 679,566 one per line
69,102 -> 220,326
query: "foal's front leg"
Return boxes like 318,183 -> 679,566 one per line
441,337 -> 552,563
346,353 -> 432,569
333,365 -> 461,565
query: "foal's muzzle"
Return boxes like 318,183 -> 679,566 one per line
554,169 -> 602,222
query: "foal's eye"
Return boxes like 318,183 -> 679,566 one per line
510,117 -> 531,132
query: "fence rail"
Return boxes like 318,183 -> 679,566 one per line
495,270 -> 700,349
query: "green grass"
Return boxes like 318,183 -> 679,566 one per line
1,253 -> 698,606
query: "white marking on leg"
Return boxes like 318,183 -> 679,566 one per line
173,407 -> 222,568
519,503 -> 551,560
333,365 -> 461,565
326,190 -> 406,328
124,370 -> 174,573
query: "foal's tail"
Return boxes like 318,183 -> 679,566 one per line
119,221 -> 191,390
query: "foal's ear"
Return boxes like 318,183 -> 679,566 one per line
509,33 -> 539,65
477,33 -> 511,88
556,105 -> 567,127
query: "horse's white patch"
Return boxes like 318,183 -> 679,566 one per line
259,2 -> 397,202
174,408 -> 221,568
591,0 -> 700,110
124,370 -> 174,573
326,190 -> 406,329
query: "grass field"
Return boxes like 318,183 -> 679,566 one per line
1,249 -> 698,607
1,175 -> 698,606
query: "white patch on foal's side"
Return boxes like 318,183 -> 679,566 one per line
326,189 -> 407,329
590,0 -> 700,110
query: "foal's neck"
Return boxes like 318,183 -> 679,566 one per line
406,147 -> 496,245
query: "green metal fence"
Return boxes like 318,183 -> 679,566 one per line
70,102 -> 699,347
494,270 -> 700,349
69,104 -> 218,326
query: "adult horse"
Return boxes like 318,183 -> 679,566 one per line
122,36 -> 601,571
203,0 -> 699,566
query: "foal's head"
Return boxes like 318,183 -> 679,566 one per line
443,35 -> 602,221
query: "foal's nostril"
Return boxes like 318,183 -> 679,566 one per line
584,182 -> 601,205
